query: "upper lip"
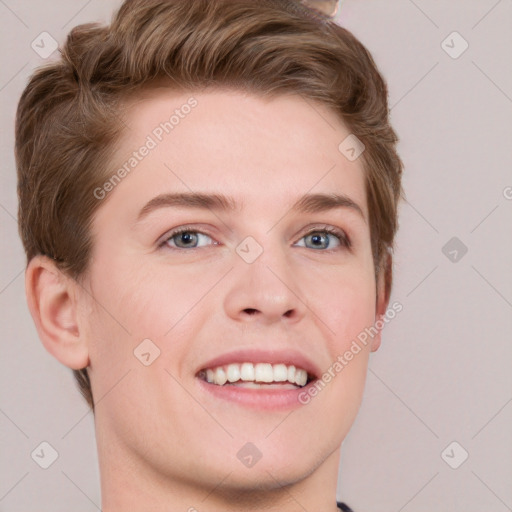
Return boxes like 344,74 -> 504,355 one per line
196,348 -> 321,380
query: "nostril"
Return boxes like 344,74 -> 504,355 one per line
243,308 -> 258,315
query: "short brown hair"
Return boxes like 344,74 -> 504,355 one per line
16,0 -> 404,411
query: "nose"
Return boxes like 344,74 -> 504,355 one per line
223,242 -> 307,326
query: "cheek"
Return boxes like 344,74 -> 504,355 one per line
306,268 -> 376,433
328,281 -> 376,353
297,254 -> 377,352
88,253 -> 193,333
85,255 -> 218,368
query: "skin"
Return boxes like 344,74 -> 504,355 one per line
26,89 -> 390,512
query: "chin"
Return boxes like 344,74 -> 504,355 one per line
213,458 -> 317,493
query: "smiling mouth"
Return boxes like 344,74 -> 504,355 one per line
197,362 -> 315,389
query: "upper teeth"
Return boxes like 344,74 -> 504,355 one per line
203,363 -> 309,387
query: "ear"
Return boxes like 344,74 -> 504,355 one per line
370,251 -> 392,353
25,255 -> 90,370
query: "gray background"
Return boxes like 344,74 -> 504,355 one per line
1,1 -> 511,511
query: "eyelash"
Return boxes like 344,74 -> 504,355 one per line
159,225 -> 351,252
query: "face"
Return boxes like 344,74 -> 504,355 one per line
81,88 -> 384,493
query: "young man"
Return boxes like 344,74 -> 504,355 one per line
16,0 -> 403,510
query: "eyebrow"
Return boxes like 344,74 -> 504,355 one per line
136,192 -> 366,223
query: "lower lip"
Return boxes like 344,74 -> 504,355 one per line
196,378 -> 317,410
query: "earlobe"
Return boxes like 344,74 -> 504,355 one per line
371,252 -> 393,353
25,255 -> 90,370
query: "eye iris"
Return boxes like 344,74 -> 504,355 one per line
309,232 -> 328,248
177,232 -> 197,247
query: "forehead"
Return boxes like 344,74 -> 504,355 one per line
102,87 -> 368,221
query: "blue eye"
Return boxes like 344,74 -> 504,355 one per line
295,227 -> 350,250
160,226 -> 350,251
163,228 -> 215,249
